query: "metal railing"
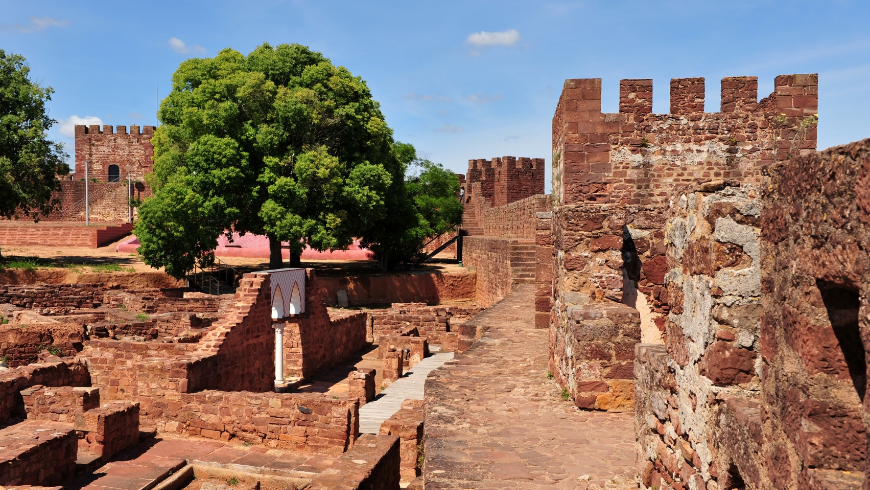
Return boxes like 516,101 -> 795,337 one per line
187,256 -> 239,295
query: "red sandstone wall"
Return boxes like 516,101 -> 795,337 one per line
535,212 -> 553,329
194,274 -> 275,392
482,194 -> 551,240
0,222 -> 134,248
157,390 -> 360,455
74,125 -> 155,182
0,324 -> 85,367
282,270 -> 368,379
463,237 -> 535,307
0,360 -> 91,422
551,75 -> 817,207
464,157 -> 545,208
315,271 -> 476,306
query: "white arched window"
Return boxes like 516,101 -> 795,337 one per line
271,285 -> 285,319
289,283 -> 302,315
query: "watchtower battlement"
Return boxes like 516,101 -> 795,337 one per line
464,156 -> 545,208
552,74 -> 818,206
74,124 -> 157,182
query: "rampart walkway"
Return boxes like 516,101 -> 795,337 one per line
423,285 -> 636,489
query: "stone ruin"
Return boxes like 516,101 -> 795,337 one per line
4,70 -> 870,490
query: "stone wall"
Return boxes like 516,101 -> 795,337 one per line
74,125 -> 155,182
634,141 -> 870,489
482,194 -> 551,239
368,303 -> 482,345
0,421 -> 77,487
282,270 -> 368,379
759,139 -> 870,487
463,237 -> 535,307
0,222 -> 134,248
549,73 -> 818,412
38,180 -> 152,222
535,211 -> 554,329
0,324 -> 85,367
635,181 -> 763,489
315,271 -> 476,306
157,390 -> 360,455
308,434 -> 400,490
0,360 -> 91,422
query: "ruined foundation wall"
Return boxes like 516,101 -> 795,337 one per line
0,360 -> 91,422
283,271 -> 368,379
157,391 -> 360,455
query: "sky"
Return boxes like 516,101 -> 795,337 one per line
2,0 -> 870,191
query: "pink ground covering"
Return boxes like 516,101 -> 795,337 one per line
116,232 -> 374,260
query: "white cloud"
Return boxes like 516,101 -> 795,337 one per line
403,93 -> 451,102
466,29 -> 521,47
433,124 -> 464,134
0,16 -> 68,33
466,93 -> 504,104
57,115 -> 104,138
128,112 -> 145,119
169,37 -> 206,55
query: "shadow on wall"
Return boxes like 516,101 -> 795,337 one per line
315,272 -> 476,306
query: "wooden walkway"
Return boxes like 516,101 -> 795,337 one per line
358,351 -> 454,434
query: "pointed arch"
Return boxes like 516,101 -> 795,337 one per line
289,282 -> 302,315
272,284 -> 285,319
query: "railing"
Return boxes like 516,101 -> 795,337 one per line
187,256 -> 239,295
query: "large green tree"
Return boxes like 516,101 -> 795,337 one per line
0,50 -> 69,247
362,147 -> 463,269
136,43 -> 399,278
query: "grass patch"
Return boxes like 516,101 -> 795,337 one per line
87,263 -> 135,273
227,478 -> 239,486
560,387 -> 570,401
0,257 -> 41,271
134,312 -> 149,321
0,316 -> 8,325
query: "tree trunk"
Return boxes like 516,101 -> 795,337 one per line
289,250 -> 302,268
268,234 -> 284,269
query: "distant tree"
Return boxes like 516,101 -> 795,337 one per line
362,147 -> 462,270
0,49 -> 69,255
135,43 -> 398,278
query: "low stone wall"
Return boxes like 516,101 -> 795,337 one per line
368,303 -> 482,345
157,391 -> 359,455
463,237 -> 535,307
535,211 -> 554,329
0,284 -> 111,314
316,271 -> 476,306
308,434 -> 400,490
0,324 -> 86,367
379,399 -> 424,483
103,289 -> 225,314
550,303 -> 639,411
482,194 -> 551,239
0,222 -> 133,248
0,421 -> 77,487
0,360 -> 91,422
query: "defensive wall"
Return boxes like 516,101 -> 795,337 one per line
549,74 -> 818,411
74,125 -> 156,182
460,157 -> 551,310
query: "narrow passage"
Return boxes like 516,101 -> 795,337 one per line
358,351 -> 454,434
424,285 -> 636,489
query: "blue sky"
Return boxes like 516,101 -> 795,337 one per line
3,0 -> 869,191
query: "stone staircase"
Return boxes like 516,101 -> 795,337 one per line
460,204 -> 484,236
509,241 -> 537,284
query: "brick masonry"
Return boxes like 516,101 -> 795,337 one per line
0,421 -> 77,487
308,433 -> 401,490
0,222 -> 134,248
548,73 -> 818,413
74,125 -> 155,182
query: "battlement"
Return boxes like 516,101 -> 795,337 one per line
74,125 -> 155,136
467,156 -> 545,171
552,73 -> 819,207
464,156 -> 545,209
561,74 -> 817,116
74,123 -> 157,181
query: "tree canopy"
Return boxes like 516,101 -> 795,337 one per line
136,43 -> 400,278
0,50 -> 68,225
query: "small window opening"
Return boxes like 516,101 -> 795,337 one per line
108,165 -> 120,182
